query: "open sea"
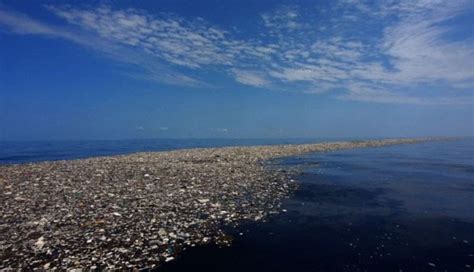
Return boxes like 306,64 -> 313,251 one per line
0,138 -> 319,165
1,138 -> 473,271
161,139 -> 474,272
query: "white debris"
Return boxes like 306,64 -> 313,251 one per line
34,236 -> 46,250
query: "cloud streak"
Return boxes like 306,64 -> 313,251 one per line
0,1 -> 473,105
0,8 -> 206,86
47,6 -> 237,69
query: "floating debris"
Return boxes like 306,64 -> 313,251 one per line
0,138 -> 436,270
34,236 -> 46,251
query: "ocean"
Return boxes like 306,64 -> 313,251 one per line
160,139 -> 474,271
0,138 -> 319,165
1,138 -> 473,271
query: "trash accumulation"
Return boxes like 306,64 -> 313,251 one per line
0,138 -> 434,270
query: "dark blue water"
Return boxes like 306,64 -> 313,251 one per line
161,139 -> 474,272
0,138 -> 321,165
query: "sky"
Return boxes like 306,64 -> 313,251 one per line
0,0 -> 473,140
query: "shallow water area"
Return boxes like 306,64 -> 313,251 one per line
161,139 -> 474,272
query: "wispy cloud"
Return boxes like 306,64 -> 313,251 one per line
337,82 -> 474,105
46,6 -> 236,69
256,0 -> 474,104
261,5 -> 301,34
230,69 -> 270,87
0,7 -> 209,86
0,1 -> 473,105
381,4 -> 474,85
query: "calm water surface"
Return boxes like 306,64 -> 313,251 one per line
161,139 -> 474,272
0,138 -> 319,164
2,139 -> 473,271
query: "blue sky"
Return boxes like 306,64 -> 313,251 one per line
0,0 -> 473,140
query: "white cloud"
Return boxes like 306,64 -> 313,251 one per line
261,5 -> 300,33
0,1 -> 473,105
0,9 -> 55,35
0,8 -> 208,87
231,69 -> 270,87
46,5 -> 235,69
257,0 -> 474,104
381,9 -> 474,84
338,89 -> 474,106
